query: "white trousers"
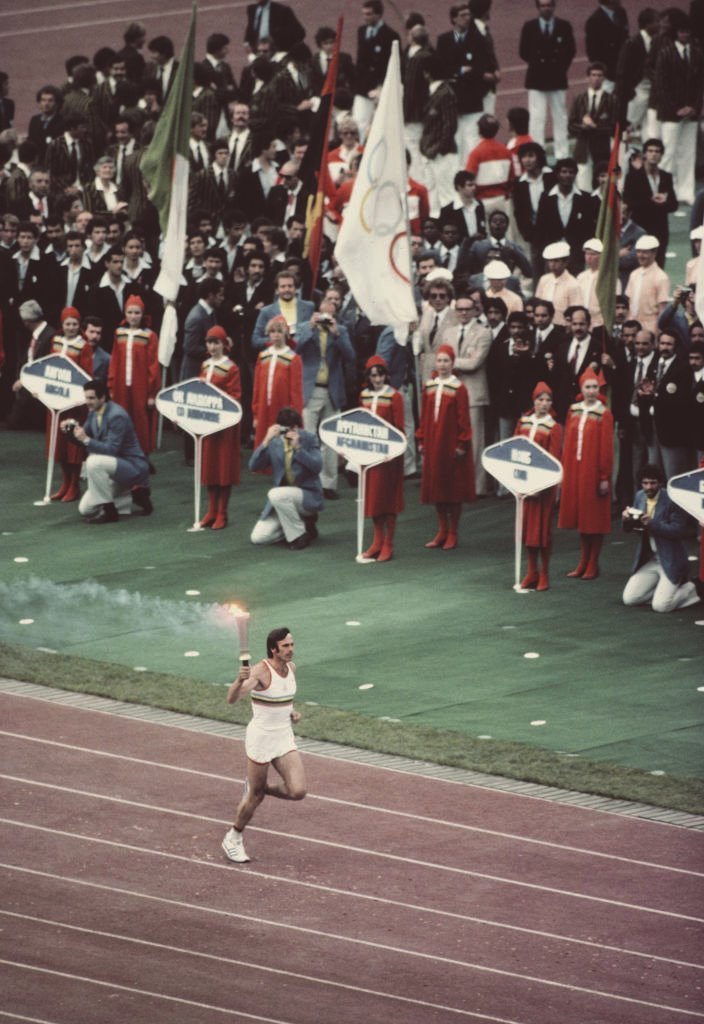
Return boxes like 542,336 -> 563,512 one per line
623,557 -> 699,613
250,487 -> 307,544
351,94 -> 376,141
304,386 -> 338,489
418,153 -> 459,217
660,120 -> 698,205
626,80 -> 651,134
78,454 -> 133,517
400,382 -> 417,476
404,121 -> 423,179
528,89 -> 568,158
456,112 -> 482,165
470,404 -> 489,495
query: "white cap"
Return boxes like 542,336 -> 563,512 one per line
583,238 -> 603,253
690,226 -> 704,242
542,241 -> 570,260
425,267 -> 454,283
635,234 -> 660,251
484,260 -> 511,278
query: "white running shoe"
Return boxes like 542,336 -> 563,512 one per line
222,827 -> 250,863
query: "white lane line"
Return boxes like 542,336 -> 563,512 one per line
0,839 -> 698,971
0,962 -> 294,1023
1,734 -> 699,877
0,0 -> 145,16
0,1 -> 248,36
0,1013 -> 59,1024
1,817 -> 701,926
0,877 -> 700,1019
2,693 -> 693,833
0,909 -> 520,1022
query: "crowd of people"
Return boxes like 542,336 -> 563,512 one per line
1,0 -> 703,609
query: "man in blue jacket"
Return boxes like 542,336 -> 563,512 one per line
64,379 -> 152,524
249,407 -> 323,549
622,463 -> 699,612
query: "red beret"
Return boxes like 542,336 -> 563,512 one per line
61,306 -> 81,323
532,381 -> 552,400
365,354 -> 388,372
436,344 -> 456,363
124,295 -> 145,311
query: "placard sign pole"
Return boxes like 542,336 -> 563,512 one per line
36,410 -> 61,506
190,434 -> 205,531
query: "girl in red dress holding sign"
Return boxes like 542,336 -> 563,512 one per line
416,345 -> 475,550
514,382 -> 563,591
558,369 -> 614,580
48,307 -> 93,502
108,295 -> 160,456
252,316 -> 303,453
359,355 -> 405,562
199,326 -> 241,530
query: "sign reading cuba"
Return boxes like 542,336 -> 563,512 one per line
156,378 -> 242,438
20,354 -> 92,412
482,436 -> 563,497
319,407 -> 407,468
668,468 -> 704,522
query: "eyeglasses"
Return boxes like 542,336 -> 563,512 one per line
280,174 -> 294,180
429,292 -> 448,298
456,306 -> 474,312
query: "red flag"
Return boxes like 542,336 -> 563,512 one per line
299,17 -> 343,296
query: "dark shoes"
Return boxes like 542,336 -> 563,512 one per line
288,533 -> 310,550
132,486 -> 153,515
323,488 -> 339,500
86,503 -> 119,524
303,514 -> 318,540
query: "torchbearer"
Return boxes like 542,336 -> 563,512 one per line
222,627 -> 306,864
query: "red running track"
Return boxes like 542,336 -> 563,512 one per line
0,688 -> 703,1024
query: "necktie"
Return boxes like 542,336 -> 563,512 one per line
590,94 -> 598,118
458,326 -> 465,348
69,141 -> 78,180
635,359 -> 644,386
117,144 -> 125,184
231,135 -> 239,170
656,359 -> 666,384
429,313 -> 439,345
683,46 -> 689,63
218,172 -> 226,196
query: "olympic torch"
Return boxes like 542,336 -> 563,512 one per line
227,604 -> 251,667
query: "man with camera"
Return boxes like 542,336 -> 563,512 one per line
622,463 -> 699,612
295,297 -> 356,499
62,379 -> 153,524
249,407 -> 324,550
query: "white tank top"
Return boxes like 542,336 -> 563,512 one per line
251,659 -> 296,727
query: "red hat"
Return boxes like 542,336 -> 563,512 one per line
60,306 -> 80,323
124,294 -> 145,311
206,325 -> 228,342
365,354 -> 388,372
578,368 -> 599,389
436,344 -> 456,363
266,315 -> 289,333
532,381 -> 552,400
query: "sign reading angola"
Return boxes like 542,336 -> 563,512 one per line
668,468 -> 704,522
319,407 -> 407,468
20,354 -> 92,412
156,378 -> 242,438
482,436 -> 563,497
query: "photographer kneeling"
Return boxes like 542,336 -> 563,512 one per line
622,464 -> 699,612
63,379 -> 153,524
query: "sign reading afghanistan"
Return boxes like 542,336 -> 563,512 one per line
319,408 -> 407,469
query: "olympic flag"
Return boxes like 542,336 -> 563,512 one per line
335,41 -> 417,333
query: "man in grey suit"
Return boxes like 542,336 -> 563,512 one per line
63,379 -> 152,524
446,294 -> 493,494
251,270 -> 316,351
249,407 -> 324,549
181,278 -> 225,379
622,464 -> 699,612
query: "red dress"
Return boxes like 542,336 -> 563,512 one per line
46,335 -> 93,465
360,384 -> 405,516
251,345 -> 303,449
514,412 -> 563,547
416,375 -> 475,504
558,399 -> 614,533
108,326 -> 160,454
199,356 -> 241,486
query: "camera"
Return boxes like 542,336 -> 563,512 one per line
63,419 -> 78,433
318,313 -> 334,326
680,287 -> 692,299
624,507 -> 645,529
232,304 -> 244,316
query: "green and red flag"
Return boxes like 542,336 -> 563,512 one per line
595,124 -> 622,342
140,4 -> 196,365
299,17 -> 343,297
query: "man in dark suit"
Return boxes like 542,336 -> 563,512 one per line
689,342 -> 704,462
311,25 -> 356,98
649,331 -> 696,480
623,140 -> 678,266
200,32 -> 238,118
584,0 -> 629,89
147,36 -> 178,103
87,248 -> 145,354
436,3 -> 488,162
63,377 -> 151,524
46,114 -> 95,195
568,63 -> 616,192
249,406 -> 324,549
188,139 -> 236,231
534,158 -> 595,271
27,86 -> 65,164
440,170 -> 486,246
622,464 -> 699,612
518,0 -> 576,158
615,8 -> 660,131
512,141 -> 554,279
613,326 -> 658,498
550,305 -> 608,419
245,0 -> 306,55
265,161 -> 307,227
352,0 -> 400,138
